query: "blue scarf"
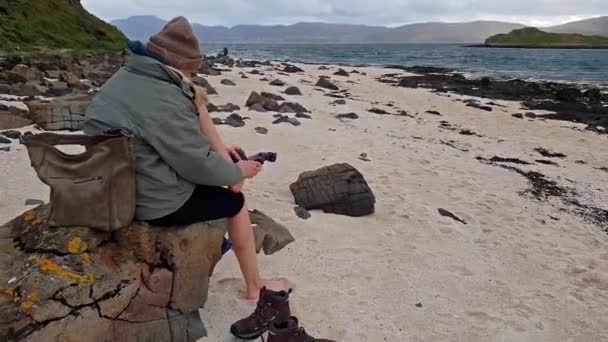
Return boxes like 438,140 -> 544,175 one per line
127,40 -> 164,62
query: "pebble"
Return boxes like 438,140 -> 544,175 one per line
25,199 -> 45,206
294,206 -> 311,220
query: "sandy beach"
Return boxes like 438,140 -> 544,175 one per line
2,62 -> 608,341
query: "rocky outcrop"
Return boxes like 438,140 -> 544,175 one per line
0,204 -> 294,342
290,163 -> 375,217
25,95 -> 92,131
383,69 -> 608,134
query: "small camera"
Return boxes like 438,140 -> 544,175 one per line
233,148 -> 277,165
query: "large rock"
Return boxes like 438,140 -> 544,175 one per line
284,86 -> 302,96
192,77 -> 218,95
290,163 -> 375,217
14,83 -> 48,97
245,92 -> 280,111
277,102 -> 310,114
5,65 -> 42,84
315,77 -> 339,91
0,205 -> 293,342
282,65 -> 304,73
25,94 -> 92,131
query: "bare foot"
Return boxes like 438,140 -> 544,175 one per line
242,278 -> 292,301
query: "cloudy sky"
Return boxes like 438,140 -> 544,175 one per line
82,0 -> 606,27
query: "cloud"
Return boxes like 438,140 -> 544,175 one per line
82,0 -> 607,27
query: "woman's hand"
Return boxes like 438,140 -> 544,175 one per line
226,144 -> 243,162
238,160 -> 262,179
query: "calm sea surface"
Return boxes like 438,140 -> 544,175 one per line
203,43 -> 608,86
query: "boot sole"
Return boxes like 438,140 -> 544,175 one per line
230,327 -> 268,340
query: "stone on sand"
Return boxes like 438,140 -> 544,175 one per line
290,163 -> 375,217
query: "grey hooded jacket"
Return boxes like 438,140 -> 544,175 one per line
84,54 -> 242,221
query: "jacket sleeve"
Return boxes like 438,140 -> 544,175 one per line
142,97 -> 242,186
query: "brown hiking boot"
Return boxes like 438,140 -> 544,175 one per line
268,317 -> 335,342
230,287 -> 292,340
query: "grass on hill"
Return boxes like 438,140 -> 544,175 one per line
0,0 -> 127,52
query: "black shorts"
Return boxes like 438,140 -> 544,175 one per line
148,185 -> 245,227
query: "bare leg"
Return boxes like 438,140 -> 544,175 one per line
228,200 -> 289,300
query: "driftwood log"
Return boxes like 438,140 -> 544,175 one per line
290,163 -> 375,217
0,205 -> 294,342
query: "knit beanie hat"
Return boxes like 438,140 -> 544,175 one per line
147,16 -> 203,71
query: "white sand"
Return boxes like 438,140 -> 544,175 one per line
2,63 -> 608,341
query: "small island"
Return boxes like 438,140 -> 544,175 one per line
471,27 -> 608,49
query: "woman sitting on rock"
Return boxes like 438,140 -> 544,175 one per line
83,16 -> 288,300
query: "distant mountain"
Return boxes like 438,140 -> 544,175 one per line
485,27 -> 608,48
110,15 -> 166,41
545,17 -> 608,37
111,16 -> 607,44
112,17 -> 523,43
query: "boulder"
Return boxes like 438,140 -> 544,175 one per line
333,69 -> 349,77
0,113 -> 33,129
272,115 -> 301,126
0,204 -> 294,342
220,79 -> 236,86
14,83 -> 48,97
0,83 -> 11,94
192,77 -> 218,95
290,163 -> 375,217
246,92 -> 265,107
315,78 -> 339,91
269,79 -> 286,87
260,92 -> 285,101
1,130 -> 21,139
5,64 -> 42,84
199,61 -> 221,76
336,113 -> 359,120
44,81 -> 72,97
278,102 -> 310,114
212,103 -> 241,112
255,127 -> 269,135
245,92 -> 281,111
283,65 -> 304,73
61,72 -> 88,90
330,99 -> 347,105
25,94 -> 92,131
284,86 -> 302,96
249,103 -> 268,113
214,113 -> 246,127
